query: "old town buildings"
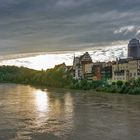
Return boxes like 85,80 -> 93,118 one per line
72,38 -> 140,82
73,52 -> 113,81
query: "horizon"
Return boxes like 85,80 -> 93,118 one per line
0,44 -> 127,70
0,0 -> 140,69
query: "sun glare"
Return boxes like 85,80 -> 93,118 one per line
34,89 -> 49,113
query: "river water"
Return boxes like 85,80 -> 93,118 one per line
0,84 -> 140,140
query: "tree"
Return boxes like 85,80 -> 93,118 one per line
116,80 -> 123,88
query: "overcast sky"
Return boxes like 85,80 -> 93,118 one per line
0,0 -> 140,55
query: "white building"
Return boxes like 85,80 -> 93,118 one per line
73,52 -> 92,80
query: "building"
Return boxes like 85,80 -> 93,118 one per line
80,52 -> 92,75
84,63 -> 93,81
73,52 -> 92,80
112,59 -> 129,81
72,47 -> 140,82
128,38 -> 140,58
54,63 -> 67,72
92,62 -> 102,80
101,66 -> 112,81
73,57 -> 83,80
128,59 -> 140,80
137,60 -> 140,77
112,57 -> 140,81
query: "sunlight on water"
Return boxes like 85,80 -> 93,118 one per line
34,89 -> 49,113
33,89 -> 49,128
0,84 -> 140,140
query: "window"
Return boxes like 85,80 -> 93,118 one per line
134,73 -> 136,76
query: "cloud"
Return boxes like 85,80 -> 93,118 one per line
114,25 -> 140,37
0,44 -> 127,70
114,25 -> 136,35
136,29 -> 140,35
0,0 -> 140,56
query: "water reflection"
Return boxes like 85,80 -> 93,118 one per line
0,84 -> 140,140
34,89 -> 49,113
64,93 -> 74,119
32,88 -> 74,137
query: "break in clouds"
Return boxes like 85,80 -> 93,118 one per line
0,45 -> 127,70
0,0 -> 140,56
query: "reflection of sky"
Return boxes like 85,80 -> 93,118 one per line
0,45 -> 127,70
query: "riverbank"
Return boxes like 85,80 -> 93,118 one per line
70,79 -> 140,95
0,65 -> 140,95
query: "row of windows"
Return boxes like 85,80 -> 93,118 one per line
114,73 -> 125,76
129,73 -> 136,77
114,73 -> 139,77
113,65 -> 140,70
112,66 -> 128,70
114,77 -> 126,81
129,72 -> 140,77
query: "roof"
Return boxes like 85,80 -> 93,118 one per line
54,63 -> 66,69
79,52 -> 92,62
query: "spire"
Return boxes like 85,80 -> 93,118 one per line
73,53 -> 76,65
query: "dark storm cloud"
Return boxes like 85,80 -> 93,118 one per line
0,0 -> 140,54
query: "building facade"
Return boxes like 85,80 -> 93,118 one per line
128,59 -> 140,80
112,58 -> 140,82
72,44 -> 140,82
84,63 -> 93,81
112,59 -> 129,81
73,52 -> 92,80
128,38 -> 140,58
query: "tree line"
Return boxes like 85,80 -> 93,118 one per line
0,65 -> 140,94
0,65 -> 72,88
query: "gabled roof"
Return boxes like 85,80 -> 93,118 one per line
80,52 -> 92,62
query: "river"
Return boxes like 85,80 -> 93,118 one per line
0,84 -> 140,140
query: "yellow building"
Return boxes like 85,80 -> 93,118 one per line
112,59 -> 129,81
128,59 -> 138,80
112,58 -> 140,82
83,63 -> 93,81
84,63 -> 93,74
137,60 -> 140,77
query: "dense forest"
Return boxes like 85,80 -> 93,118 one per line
0,65 -> 140,94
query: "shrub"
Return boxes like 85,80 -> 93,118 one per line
116,80 -> 123,88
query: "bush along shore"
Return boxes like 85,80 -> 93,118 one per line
70,79 -> 140,94
0,66 -> 140,94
